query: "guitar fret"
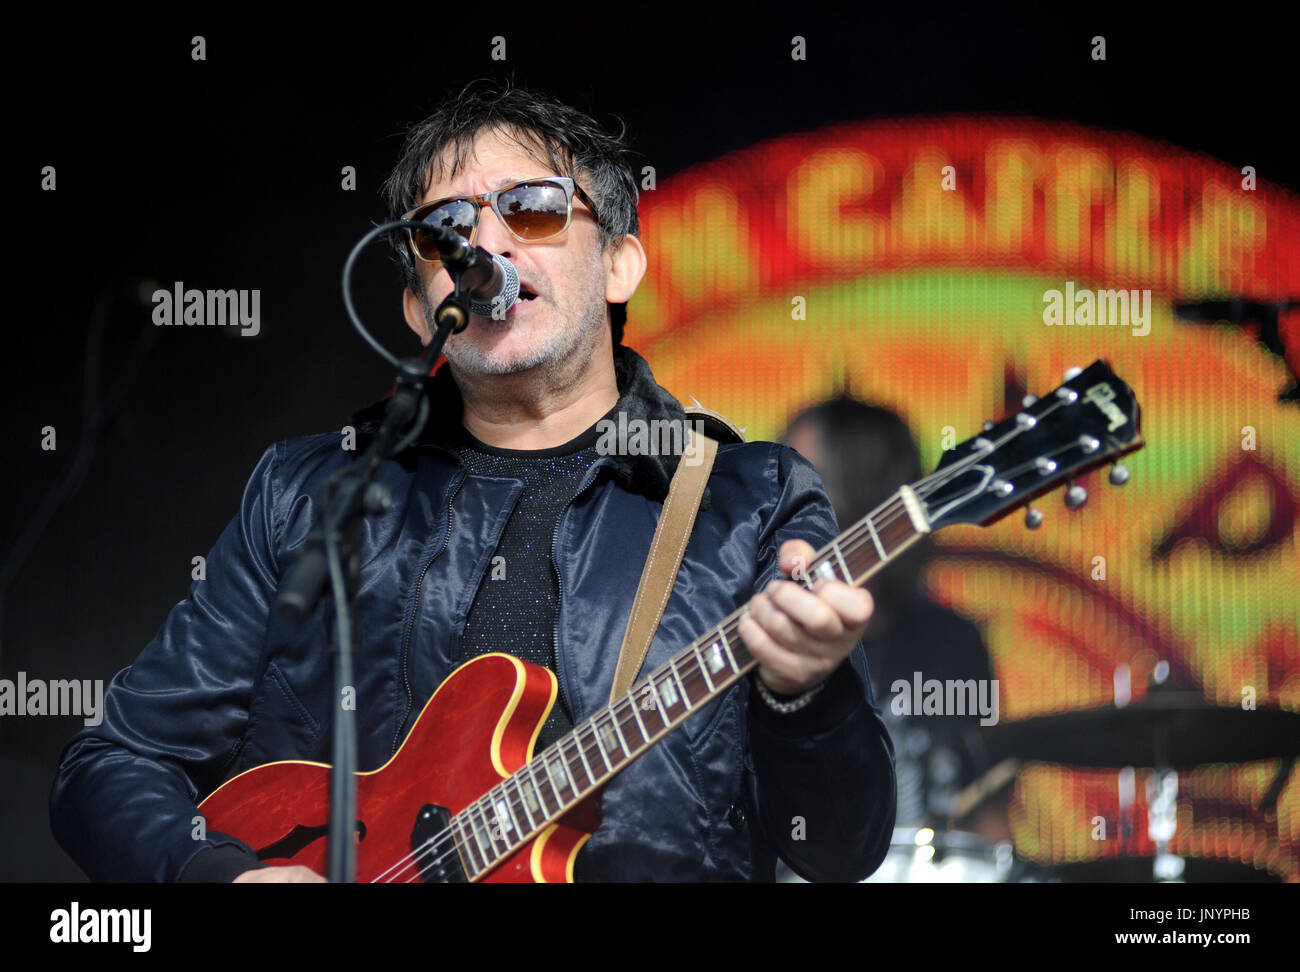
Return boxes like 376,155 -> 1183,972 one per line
877,510 -> 918,553
627,691 -> 651,743
542,757 -> 564,810
514,777 -> 538,832
702,630 -> 731,679
527,762 -> 554,820
556,738 -> 582,795
468,804 -> 493,863
454,815 -> 482,877
478,800 -> 504,859
571,731 -> 598,786
693,643 -> 716,693
655,671 -> 679,717
670,663 -> 692,711
590,721 -> 614,773
718,625 -> 742,673
645,678 -> 670,731
606,707 -> 632,758
865,515 -> 887,561
722,618 -> 754,670
832,543 -> 852,583
492,789 -> 522,845
507,782 -> 527,832
541,752 -> 568,805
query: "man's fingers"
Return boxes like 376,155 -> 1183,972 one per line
765,579 -> 873,639
749,590 -> 808,649
811,579 -> 874,629
738,613 -> 833,691
779,539 -> 818,580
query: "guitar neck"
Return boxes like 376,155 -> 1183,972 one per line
447,485 -> 932,880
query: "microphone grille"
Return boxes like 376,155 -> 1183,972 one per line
468,254 -> 520,317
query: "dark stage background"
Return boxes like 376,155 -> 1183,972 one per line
5,9 -> 1297,882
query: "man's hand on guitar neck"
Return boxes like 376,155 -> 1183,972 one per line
233,866 -> 327,883
738,539 -> 874,698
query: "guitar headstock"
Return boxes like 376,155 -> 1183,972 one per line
920,361 -> 1143,530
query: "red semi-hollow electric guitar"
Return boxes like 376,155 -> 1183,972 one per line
199,361 -> 1143,882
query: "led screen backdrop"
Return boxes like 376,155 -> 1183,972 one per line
626,116 -> 1300,880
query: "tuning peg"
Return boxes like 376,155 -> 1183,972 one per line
1064,366 -> 1083,381
1064,483 -> 1088,509
983,420 -> 995,431
1024,507 -> 1044,529
1108,463 -> 1131,486
1022,394 -> 1038,408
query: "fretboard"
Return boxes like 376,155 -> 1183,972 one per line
446,484 -> 931,879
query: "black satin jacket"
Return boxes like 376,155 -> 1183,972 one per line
50,346 -> 896,882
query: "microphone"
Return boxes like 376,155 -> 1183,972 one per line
422,225 -> 521,317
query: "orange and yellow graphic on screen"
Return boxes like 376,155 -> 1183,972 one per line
628,116 -> 1300,880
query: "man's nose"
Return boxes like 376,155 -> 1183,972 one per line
473,202 -> 515,257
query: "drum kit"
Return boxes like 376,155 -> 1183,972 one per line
845,672 -> 1300,884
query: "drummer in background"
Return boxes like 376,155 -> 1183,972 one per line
781,396 -> 1001,838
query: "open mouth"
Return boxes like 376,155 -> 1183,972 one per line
517,285 -> 538,302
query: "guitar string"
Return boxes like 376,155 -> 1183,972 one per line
370,396 -> 1090,880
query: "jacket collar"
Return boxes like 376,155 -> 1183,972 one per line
350,344 -> 703,504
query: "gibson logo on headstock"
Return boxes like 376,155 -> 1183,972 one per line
1083,382 -> 1128,432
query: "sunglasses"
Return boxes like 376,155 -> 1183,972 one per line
403,176 -> 600,264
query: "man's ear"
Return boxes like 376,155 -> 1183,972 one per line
402,287 -> 432,346
604,234 -> 647,304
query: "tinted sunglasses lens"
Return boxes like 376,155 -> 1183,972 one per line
409,200 -> 477,261
497,182 -> 570,239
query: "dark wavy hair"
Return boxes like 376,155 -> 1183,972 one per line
381,80 -> 640,344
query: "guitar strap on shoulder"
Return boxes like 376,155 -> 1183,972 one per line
608,425 -> 720,703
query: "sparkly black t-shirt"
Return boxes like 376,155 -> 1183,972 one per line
455,412 -> 613,750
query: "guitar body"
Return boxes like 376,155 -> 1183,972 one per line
198,653 -> 597,882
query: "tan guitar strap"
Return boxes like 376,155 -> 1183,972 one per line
608,426 -> 719,703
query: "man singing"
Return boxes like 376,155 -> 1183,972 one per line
50,82 -> 896,882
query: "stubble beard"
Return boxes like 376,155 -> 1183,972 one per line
425,278 -> 607,384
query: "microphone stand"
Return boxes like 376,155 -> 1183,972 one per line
274,220 -> 475,883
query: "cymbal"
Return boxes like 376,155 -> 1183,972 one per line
984,693 -> 1300,768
